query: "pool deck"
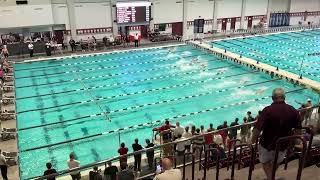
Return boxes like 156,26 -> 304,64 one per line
190,40 -> 320,92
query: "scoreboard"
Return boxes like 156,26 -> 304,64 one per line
116,2 -> 151,24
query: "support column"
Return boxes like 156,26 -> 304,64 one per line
182,0 -> 188,40
265,0 -> 272,28
66,0 -> 77,40
149,0 -> 155,31
111,0 -> 118,37
212,0 -> 218,32
240,0 -> 246,29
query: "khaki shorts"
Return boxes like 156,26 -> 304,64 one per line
258,144 -> 286,164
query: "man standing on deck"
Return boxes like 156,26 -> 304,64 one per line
250,88 -> 300,180
67,153 -> 81,180
132,139 -> 143,172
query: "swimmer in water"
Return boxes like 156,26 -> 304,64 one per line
190,58 -> 199,64
200,64 -> 207,70
255,88 -> 266,95
239,79 -> 248,84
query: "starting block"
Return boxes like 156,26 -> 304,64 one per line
4,76 -> 14,81
0,113 -> 15,120
3,86 -> 14,92
1,98 -> 15,105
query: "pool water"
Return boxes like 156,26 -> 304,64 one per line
210,29 -> 320,82
14,44 -> 319,179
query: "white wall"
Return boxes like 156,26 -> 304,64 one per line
217,0 -> 242,18
52,4 -> 70,29
0,4 -> 54,28
74,3 -> 112,29
290,0 -> 320,12
270,0 -> 290,12
186,0 -> 214,21
245,0 -> 268,16
153,0 -> 183,23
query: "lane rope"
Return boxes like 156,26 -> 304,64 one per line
14,45 -> 189,71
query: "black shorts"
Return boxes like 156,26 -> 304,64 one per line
4,53 -> 8,58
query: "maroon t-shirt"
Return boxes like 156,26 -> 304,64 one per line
255,101 -> 300,151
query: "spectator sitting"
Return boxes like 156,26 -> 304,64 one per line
89,166 -> 102,180
117,162 -> 134,180
182,126 -> 192,152
229,118 -> 239,140
251,88 -> 300,180
118,143 -> 128,164
173,121 -> 184,140
145,139 -> 155,169
67,153 -> 81,180
104,162 -> 118,180
153,158 -> 182,180
132,138 -> 143,172
43,162 -> 57,180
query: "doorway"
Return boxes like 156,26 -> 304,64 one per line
54,30 -> 64,44
230,18 -> 236,30
221,18 -> 227,31
172,22 -> 183,36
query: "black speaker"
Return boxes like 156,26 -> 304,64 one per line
194,19 -> 204,33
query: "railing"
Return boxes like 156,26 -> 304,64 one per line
26,105 -> 319,180
186,24 -> 320,41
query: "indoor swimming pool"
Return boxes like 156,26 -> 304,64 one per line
14,44 -> 319,179
210,29 -> 320,82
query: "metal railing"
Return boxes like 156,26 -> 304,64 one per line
25,105 -> 319,180
186,24 -> 320,41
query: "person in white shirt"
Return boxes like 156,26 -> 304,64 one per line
153,158 -> 182,180
134,33 -> 139,47
173,122 -> 184,140
28,42 -> 34,57
109,35 -> 115,46
182,126 -> 192,152
67,153 -> 81,180
0,149 -> 8,180
175,134 -> 186,164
